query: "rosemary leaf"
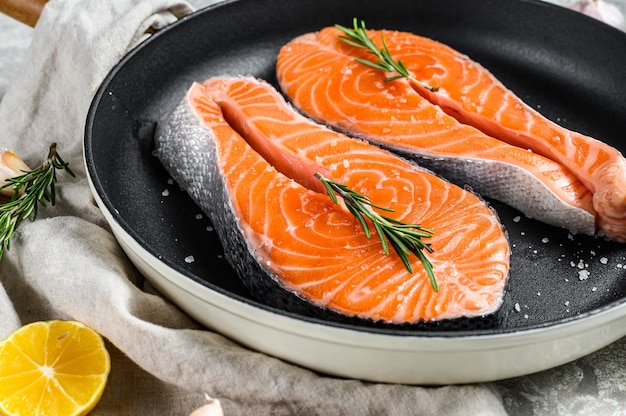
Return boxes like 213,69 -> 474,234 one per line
372,221 -> 390,255
0,143 -> 75,261
314,172 -> 437,291
336,18 -> 439,92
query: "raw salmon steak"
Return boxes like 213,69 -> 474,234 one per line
373,28 -> 626,241
155,76 -> 510,323
276,27 -> 601,237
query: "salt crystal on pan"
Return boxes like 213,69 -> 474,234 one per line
541,237 -> 549,244
600,257 -> 609,265
578,269 -> 591,281
513,216 -> 521,223
514,303 -> 521,312
184,255 -> 195,263
162,189 -> 170,197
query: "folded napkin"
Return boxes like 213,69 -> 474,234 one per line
0,0 -> 513,414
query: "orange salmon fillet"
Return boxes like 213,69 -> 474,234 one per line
365,28 -> 626,241
155,77 -> 510,323
276,28 -> 600,237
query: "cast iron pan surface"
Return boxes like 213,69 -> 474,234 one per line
85,0 -> 626,336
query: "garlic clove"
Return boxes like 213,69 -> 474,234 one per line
189,394 -> 224,416
0,149 -> 30,197
570,0 -> 603,18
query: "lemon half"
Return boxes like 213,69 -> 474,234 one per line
0,320 -> 110,416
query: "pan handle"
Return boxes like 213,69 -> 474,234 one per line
0,0 -> 48,27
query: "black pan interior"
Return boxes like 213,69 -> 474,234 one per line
85,0 -> 626,336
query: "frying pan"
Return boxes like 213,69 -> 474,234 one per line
8,0 -> 626,384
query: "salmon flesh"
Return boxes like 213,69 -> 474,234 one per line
154,77 -> 510,323
276,27 -> 619,238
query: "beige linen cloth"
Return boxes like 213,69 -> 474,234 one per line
0,0 -> 508,414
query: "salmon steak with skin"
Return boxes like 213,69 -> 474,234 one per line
155,76 -> 510,323
378,28 -> 626,241
276,26 -> 608,237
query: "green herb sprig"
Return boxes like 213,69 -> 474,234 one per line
315,172 -> 437,291
335,18 -> 439,92
0,143 -> 75,260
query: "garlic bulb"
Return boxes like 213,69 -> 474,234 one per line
569,0 -> 626,31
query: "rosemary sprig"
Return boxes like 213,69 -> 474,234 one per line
0,143 -> 75,260
335,18 -> 439,92
315,172 -> 437,292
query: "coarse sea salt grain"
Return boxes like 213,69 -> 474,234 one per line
513,216 -> 521,223
162,189 -> 170,197
514,303 -> 521,312
184,255 -> 195,263
600,257 -> 609,265
578,269 -> 590,281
